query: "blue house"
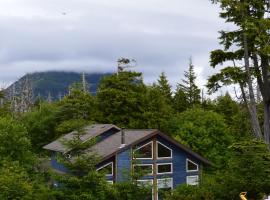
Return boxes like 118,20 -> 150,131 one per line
43,124 -> 211,200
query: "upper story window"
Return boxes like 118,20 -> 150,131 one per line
186,159 -> 198,172
97,162 -> 113,176
133,141 -> 153,159
157,141 -> 172,159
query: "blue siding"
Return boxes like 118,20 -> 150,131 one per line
51,152 -> 69,173
116,149 -> 132,181
156,136 -> 201,187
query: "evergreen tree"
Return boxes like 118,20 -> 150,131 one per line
179,58 -> 200,107
143,84 -> 173,130
156,72 -> 173,104
173,85 -> 189,113
97,71 -> 146,128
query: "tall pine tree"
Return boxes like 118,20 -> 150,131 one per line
178,58 -> 200,107
156,72 -> 173,104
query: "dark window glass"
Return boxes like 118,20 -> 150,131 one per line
187,160 -> 198,171
134,165 -> 153,175
134,142 -> 152,159
97,163 -> 113,175
157,164 -> 172,174
157,142 -> 172,158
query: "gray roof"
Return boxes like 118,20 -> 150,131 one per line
88,129 -> 157,158
43,124 -> 120,153
87,129 -> 211,165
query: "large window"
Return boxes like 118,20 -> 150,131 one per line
157,178 -> 173,200
157,142 -> 172,159
133,164 -> 153,175
133,141 -> 153,159
186,175 -> 199,185
97,162 -> 113,176
186,159 -> 198,172
157,163 -> 172,175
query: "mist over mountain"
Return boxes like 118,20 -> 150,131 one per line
5,71 -> 111,100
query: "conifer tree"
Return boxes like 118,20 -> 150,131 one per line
156,72 -> 173,104
179,58 -> 200,106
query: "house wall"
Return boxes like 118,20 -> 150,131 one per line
116,149 -> 132,182
51,152 -> 69,173
156,136 -> 201,188
115,136 -> 201,188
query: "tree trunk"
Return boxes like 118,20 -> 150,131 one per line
243,32 -> 263,139
264,102 -> 270,144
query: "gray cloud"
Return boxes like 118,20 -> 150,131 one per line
0,0 -> 227,90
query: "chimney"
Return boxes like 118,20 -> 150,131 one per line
119,128 -> 126,148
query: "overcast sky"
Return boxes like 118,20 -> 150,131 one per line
0,0 -> 229,90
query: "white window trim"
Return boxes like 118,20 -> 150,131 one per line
157,178 -> 173,200
97,162 -> 113,176
133,163 -> 153,175
107,180 -> 114,184
157,141 -> 173,159
186,175 -> 199,186
157,163 -> 173,175
133,141 -> 153,160
186,159 -> 199,172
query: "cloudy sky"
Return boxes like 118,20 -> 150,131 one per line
0,0 -> 229,90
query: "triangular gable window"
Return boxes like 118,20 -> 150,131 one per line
133,141 -> 153,159
97,162 -> 113,176
186,159 -> 198,172
157,142 -> 172,159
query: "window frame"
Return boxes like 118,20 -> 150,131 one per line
133,141 -> 153,160
186,159 -> 199,172
186,175 -> 199,186
97,162 -> 113,176
133,163 -> 154,175
157,163 -> 173,175
156,141 -> 173,159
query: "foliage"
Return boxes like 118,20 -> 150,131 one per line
97,71 -> 146,128
0,117 -> 34,166
178,58 -> 201,107
206,139 -> 270,200
57,88 -> 98,121
166,108 -> 233,166
156,72 -> 173,104
22,103 -> 59,151
143,85 -> 173,130
165,184 -> 215,200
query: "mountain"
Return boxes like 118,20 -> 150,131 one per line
5,71 -> 112,100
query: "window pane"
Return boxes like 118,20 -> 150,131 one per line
187,176 -> 199,185
187,160 -> 198,171
157,142 -> 172,158
157,178 -> 173,189
134,165 -> 153,175
97,163 -> 113,175
134,142 -> 152,159
157,164 -> 172,174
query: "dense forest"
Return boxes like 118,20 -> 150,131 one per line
1,0 -> 270,199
